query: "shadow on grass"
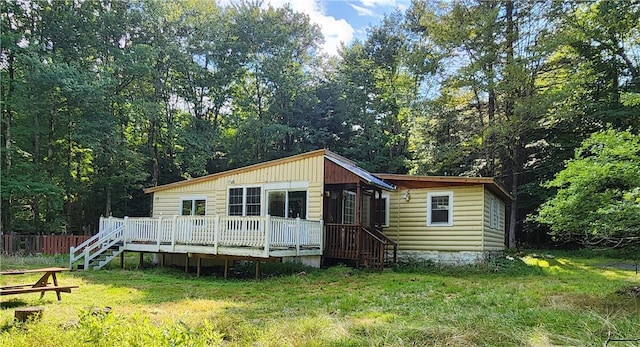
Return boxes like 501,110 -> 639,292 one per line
0,299 -> 29,309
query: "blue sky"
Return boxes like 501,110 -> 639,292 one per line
221,0 -> 411,56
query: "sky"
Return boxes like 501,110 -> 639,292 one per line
220,0 -> 412,56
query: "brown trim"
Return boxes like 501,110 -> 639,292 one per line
144,149 -> 326,194
376,174 -> 513,201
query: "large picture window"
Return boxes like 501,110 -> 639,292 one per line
228,187 -> 261,216
267,190 -> 307,219
427,192 -> 453,226
181,197 -> 206,216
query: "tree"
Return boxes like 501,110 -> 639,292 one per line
536,129 -> 640,248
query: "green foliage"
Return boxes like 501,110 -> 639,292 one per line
1,253 -> 639,346
537,129 -> 640,247
1,310 -> 223,347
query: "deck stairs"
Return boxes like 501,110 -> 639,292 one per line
324,224 -> 397,269
69,224 -> 125,270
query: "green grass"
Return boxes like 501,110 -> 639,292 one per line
0,252 -> 638,346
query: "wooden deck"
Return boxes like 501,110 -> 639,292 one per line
71,216 -> 323,270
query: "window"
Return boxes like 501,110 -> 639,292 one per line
181,198 -> 206,216
267,190 -> 307,219
427,192 -> 453,226
489,195 -> 501,229
376,194 -> 390,227
343,191 -> 356,224
228,187 -> 261,216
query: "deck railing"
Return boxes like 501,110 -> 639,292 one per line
324,223 -> 396,269
94,215 -> 323,256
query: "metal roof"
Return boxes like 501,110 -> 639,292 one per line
325,152 -> 396,191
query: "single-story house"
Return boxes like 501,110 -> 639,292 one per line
70,149 -> 511,271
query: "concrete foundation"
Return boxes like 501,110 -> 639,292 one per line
397,250 -> 503,265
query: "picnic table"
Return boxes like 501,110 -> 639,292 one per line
0,267 -> 78,301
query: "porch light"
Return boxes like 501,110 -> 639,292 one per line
403,190 -> 410,201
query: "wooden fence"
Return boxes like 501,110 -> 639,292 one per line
2,234 -> 90,255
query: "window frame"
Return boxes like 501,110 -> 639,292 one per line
342,191 -> 356,225
179,196 -> 208,216
489,195 -> 501,229
376,193 -> 390,227
266,189 -> 308,219
426,192 -> 454,227
227,186 -> 262,217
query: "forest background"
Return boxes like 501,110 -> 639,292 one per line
1,0 -> 638,249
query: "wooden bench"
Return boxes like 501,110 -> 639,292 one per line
1,267 -> 78,301
1,286 -> 79,296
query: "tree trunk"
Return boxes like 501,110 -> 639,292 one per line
1,53 -> 14,233
508,164 -> 518,249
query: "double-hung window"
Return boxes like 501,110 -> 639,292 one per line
228,187 -> 262,216
427,192 -> 453,226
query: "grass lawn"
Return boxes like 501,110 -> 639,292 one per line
0,252 -> 638,346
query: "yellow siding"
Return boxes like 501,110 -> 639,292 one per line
151,155 -> 324,220
482,189 -> 506,250
385,186 -> 485,251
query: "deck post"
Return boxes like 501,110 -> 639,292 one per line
319,220 -> 324,254
138,252 -> 144,269
197,257 -> 202,277
224,259 -> 229,278
296,217 -> 301,256
156,216 -> 162,250
69,246 -> 74,270
123,216 -> 129,246
171,215 -> 177,251
264,215 -> 271,258
214,215 -> 220,254
120,251 -> 125,269
255,261 -> 261,280
184,254 -> 189,273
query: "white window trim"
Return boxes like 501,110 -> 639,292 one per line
265,188 -> 309,219
427,192 -> 454,227
227,186 -> 263,216
263,181 -> 309,190
179,196 -> 208,216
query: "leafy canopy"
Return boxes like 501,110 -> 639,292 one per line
536,129 -> 640,247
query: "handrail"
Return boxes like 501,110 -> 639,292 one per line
361,227 -> 386,244
69,224 -> 124,270
83,225 -> 125,270
367,226 -> 397,246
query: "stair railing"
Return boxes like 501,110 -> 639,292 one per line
359,228 -> 387,269
370,226 -> 398,264
69,223 -> 125,270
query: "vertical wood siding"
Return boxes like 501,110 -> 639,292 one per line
151,155 -> 324,220
385,186 -> 485,251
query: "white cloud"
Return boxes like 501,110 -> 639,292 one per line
360,0 -> 398,7
220,0 -> 354,56
350,4 -> 380,17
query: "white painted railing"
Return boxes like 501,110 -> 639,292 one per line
90,215 -> 323,255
